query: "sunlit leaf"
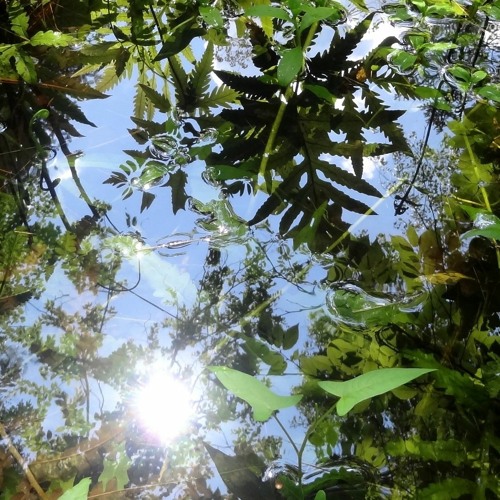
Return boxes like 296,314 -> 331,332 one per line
277,47 -> 303,87
419,271 -> 474,285
98,443 -> 130,491
318,368 -> 436,415
199,6 -> 224,27
138,84 -> 171,112
59,477 -> 91,500
477,84 -> 500,103
209,366 -> 302,421
191,42 -> 214,98
30,30 -> 74,47
245,5 -> 292,22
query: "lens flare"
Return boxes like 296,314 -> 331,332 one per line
134,371 -> 193,445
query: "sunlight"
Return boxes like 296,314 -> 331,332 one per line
134,370 -> 193,445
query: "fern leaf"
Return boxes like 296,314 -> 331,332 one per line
50,94 -> 97,127
198,84 -> 240,111
319,160 -> 381,197
133,73 -> 148,119
308,13 -> 375,76
169,55 -> 190,109
138,84 -> 171,113
191,42 -> 214,98
214,71 -> 279,99
96,64 -> 120,92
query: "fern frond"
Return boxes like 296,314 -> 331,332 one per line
191,42 -> 214,98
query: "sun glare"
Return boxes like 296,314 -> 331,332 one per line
134,371 -> 193,445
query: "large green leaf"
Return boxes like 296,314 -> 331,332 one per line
59,478 -> 91,500
318,368 -> 435,415
209,366 -> 302,421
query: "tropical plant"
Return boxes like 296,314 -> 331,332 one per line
1,0 -> 500,498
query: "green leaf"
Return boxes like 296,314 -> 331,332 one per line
277,47 -> 303,87
471,70 -> 487,85
98,443 -> 130,491
245,6 -> 292,22
14,50 -> 37,83
9,8 -> 29,37
30,30 -> 74,47
293,201 -> 327,249
209,366 -> 302,421
199,84 -> 240,110
420,41 -> 458,52
477,84 -> 500,102
314,491 -> 327,500
59,477 -> 91,500
204,443 -> 276,498
138,84 -> 171,112
461,212 -> 500,241
418,478 -> 477,499
318,368 -> 436,416
300,7 -> 344,32
243,337 -> 287,375
199,6 -> 224,27
154,27 -> 206,61
414,86 -> 443,99
348,0 -> 368,11
191,42 -> 214,98
447,65 -> 471,83
283,324 -> 299,350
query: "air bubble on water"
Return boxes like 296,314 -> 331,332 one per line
148,144 -> 171,161
196,128 -> 218,146
148,134 -> 177,161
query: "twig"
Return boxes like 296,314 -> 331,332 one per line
0,422 -> 48,499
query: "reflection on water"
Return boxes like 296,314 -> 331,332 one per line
1,0 -> 499,497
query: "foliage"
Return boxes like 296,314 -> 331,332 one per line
1,0 -> 500,498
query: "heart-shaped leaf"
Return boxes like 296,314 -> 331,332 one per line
209,366 -> 302,421
318,368 -> 435,416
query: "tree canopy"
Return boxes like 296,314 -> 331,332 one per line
1,0 -> 499,498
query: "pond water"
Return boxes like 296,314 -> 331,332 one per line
1,1 -> 499,498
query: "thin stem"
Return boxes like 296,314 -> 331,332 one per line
0,422 -> 48,499
273,413 -> 300,458
463,133 -> 500,268
296,403 -> 337,487
258,22 -> 319,192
